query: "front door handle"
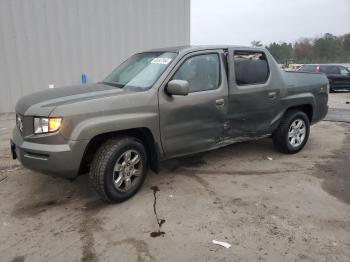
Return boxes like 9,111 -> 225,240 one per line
215,98 -> 225,106
268,91 -> 277,99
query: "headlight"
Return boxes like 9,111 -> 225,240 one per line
34,117 -> 62,134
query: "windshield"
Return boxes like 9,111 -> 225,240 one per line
102,52 -> 177,90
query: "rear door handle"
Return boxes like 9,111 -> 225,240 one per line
268,91 -> 277,99
215,98 -> 225,106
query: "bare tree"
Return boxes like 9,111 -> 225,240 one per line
251,40 -> 263,47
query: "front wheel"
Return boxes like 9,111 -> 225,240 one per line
89,137 -> 148,203
272,110 -> 310,154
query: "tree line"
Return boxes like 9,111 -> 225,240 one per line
252,33 -> 350,65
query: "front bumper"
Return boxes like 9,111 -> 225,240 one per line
11,128 -> 88,179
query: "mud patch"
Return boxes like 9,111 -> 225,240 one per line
0,175 -> 8,183
109,238 -> 155,262
181,173 -> 210,188
79,200 -> 106,262
313,128 -> 350,204
228,198 -> 250,207
319,219 -> 350,231
150,186 -> 165,238
12,199 -> 71,218
178,173 -> 226,211
11,256 -> 25,262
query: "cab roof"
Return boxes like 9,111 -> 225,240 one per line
144,45 -> 267,54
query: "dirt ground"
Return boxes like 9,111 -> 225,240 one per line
0,93 -> 349,262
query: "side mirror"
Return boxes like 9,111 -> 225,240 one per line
166,80 -> 189,96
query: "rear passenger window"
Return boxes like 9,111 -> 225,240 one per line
172,53 -> 220,93
328,66 -> 340,75
300,65 -> 317,73
234,51 -> 269,85
319,66 -> 330,74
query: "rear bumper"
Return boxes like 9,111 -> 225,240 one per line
11,128 -> 88,179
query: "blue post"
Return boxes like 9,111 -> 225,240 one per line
81,74 -> 87,84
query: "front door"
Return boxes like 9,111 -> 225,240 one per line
159,51 -> 228,158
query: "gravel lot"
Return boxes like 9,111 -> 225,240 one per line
0,93 -> 349,262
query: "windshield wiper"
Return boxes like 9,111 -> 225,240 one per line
98,81 -> 124,88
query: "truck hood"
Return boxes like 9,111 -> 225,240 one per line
15,83 -> 124,116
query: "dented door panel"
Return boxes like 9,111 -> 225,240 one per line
226,47 -> 282,137
159,50 -> 228,158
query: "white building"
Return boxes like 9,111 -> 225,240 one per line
0,0 -> 190,112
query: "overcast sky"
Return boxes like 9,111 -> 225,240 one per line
191,0 -> 350,46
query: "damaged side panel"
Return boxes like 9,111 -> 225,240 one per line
158,50 -> 229,158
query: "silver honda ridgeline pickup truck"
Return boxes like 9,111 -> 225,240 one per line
11,46 -> 329,203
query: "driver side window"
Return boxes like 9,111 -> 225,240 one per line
172,53 -> 220,93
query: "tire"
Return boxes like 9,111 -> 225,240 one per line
272,110 -> 310,154
329,80 -> 334,93
89,137 -> 148,203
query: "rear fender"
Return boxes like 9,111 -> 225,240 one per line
270,93 -> 315,129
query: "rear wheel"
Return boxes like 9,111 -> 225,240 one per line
89,137 -> 148,203
272,110 -> 310,154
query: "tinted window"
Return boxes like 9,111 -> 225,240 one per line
339,67 -> 349,76
319,66 -> 331,74
328,66 -> 340,75
172,53 -> 220,92
299,65 -> 317,72
234,51 -> 269,85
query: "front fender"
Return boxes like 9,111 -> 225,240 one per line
64,112 -> 159,142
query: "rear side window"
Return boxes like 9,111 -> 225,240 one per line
328,66 -> 340,75
234,51 -> 269,85
320,66 -> 340,74
319,66 -> 331,74
172,53 -> 220,93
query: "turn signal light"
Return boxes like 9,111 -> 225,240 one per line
48,118 -> 62,132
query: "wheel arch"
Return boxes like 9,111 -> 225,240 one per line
285,104 -> 313,122
79,128 -> 160,175
271,103 -> 314,133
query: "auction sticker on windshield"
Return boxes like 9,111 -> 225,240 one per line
151,57 -> 172,65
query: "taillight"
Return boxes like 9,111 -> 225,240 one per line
316,66 -> 320,73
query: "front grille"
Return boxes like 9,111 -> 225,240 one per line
16,114 -> 24,134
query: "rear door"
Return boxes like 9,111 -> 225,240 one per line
158,50 -> 228,158
323,66 -> 350,89
226,48 -> 281,137
334,66 -> 350,89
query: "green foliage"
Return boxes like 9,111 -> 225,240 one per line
264,33 -> 350,64
266,42 -> 293,64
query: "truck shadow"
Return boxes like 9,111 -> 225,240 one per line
160,138 -> 275,174
11,137 -> 277,214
